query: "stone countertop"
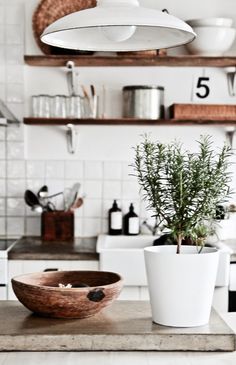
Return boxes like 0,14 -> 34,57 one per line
0,301 -> 235,352
8,236 -> 98,261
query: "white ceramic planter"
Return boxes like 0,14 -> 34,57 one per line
144,245 -> 219,327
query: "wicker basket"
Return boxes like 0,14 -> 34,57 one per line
32,0 -> 97,54
170,103 -> 236,120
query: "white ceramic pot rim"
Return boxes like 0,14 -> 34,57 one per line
144,245 -> 218,256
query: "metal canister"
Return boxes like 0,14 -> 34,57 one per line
122,85 -> 165,119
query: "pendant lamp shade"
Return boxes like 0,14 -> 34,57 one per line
41,0 -> 196,52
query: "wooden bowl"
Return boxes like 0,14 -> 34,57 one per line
12,271 -> 123,319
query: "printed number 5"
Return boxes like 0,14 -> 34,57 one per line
196,77 -> 210,99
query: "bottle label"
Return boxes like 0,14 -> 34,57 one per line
129,217 -> 139,234
111,212 -> 122,230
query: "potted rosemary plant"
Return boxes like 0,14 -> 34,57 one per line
133,135 -> 232,327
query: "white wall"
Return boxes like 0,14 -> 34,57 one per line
23,0 -> 236,160
1,0 -> 236,237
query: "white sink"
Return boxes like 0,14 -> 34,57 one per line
96,234 -> 232,287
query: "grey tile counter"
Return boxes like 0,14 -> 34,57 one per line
8,236 -> 98,260
0,301 -> 235,352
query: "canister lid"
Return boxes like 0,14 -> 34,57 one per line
123,85 -> 164,91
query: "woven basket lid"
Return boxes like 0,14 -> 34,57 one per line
32,0 -> 97,54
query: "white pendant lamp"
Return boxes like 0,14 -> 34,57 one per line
41,0 -> 196,52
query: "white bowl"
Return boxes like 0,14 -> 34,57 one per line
185,26 -> 236,56
187,17 -> 233,28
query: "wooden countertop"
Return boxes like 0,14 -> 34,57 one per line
8,236 -> 98,260
0,301 -> 234,352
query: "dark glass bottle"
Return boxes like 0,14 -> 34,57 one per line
124,203 -> 139,235
108,200 -> 122,235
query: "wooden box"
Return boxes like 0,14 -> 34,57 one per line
169,103 -> 236,120
41,211 -> 74,241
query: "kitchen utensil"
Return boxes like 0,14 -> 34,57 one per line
24,190 -> 44,214
63,183 -> 81,211
69,195 -> 84,212
185,26 -> 236,56
24,189 -> 42,207
37,185 -> 49,198
81,85 -> 93,117
122,85 -> 165,119
90,85 -> 99,118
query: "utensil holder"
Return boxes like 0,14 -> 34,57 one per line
41,211 -> 74,241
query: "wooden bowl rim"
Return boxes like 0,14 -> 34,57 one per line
12,270 -> 123,291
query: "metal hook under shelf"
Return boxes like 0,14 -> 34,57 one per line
66,60 -> 79,96
225,126 -> 236,150
225,66 -> 236,97
66,123 -> 78,154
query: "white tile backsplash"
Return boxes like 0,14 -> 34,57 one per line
7,217 -> 24,236
0,82 -> 5,100
45,161 -> 64,179
0,217 -> 5,235
7,160 -> 25,178
101,218 -> 108,234
6,24 -> 24,45
0,197 -> 5,215
84,180 -> 103,199
26,161 -> 45,179
7,125 -> 24,141
26,217 -> 41,236
6,65 -> 24,84
0,0 -> 232,239
26,179 -> 45,193
6,5 -> 24,25
65,161 -> 83,179
0,24 -> 4,43
74,218 -> 83,237
0,66 -> 5,83
84,199 -> 102,218
6,83 -> 24,103
104,161 -> 122,180
122,180 -> 140,200
0,179 -> 6,196
0,141 -> 5,159
0,127 -> 6,140
84,161 -> 103,180
0,47 -> 5,65
7,179 -> 25,197
0,161 -> 6,178
7,141 -> 24,159
122,161 -> 136,181
83,218 -> 101,237
6,44 -> 23,64
103,180 -> 122,200
7,197 -> 24,216
0,6 -> 4,25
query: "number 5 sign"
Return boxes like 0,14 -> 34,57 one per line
191,76 -> 211,101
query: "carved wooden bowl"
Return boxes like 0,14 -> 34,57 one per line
12,271 -> 123,319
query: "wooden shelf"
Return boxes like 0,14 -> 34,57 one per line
23,117 -> 236,126
24,55 -> 236,67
